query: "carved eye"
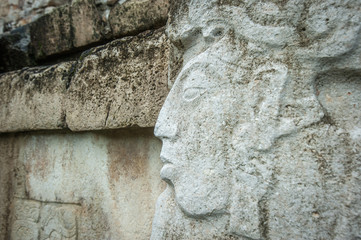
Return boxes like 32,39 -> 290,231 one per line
203,25 -> 225,43
210,27 -> 224,37
183,87 -> 206,102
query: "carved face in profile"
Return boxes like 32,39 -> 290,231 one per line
155,0 -> 295,222
155,60 -> 237,216
154,0 -> 361,239
154,31 -> 282,238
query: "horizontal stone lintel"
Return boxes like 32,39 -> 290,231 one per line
0,28 -> 169,133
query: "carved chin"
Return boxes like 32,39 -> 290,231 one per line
173,183 -> 229,217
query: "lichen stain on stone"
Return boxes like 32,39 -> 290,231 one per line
106,130 -> 150,182
24,137 -> 53,180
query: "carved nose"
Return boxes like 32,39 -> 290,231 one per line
154,109 -> 178,140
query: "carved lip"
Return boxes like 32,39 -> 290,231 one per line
160,154 -> 173,164
160,163 -> 175,181
160,153 -> 177,181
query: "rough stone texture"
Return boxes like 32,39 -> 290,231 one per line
0,0 -> 169,72
151,0 -> 361,239
0,0 -> 70,33
66,28 -> 169,131
0,26 -> 34,73
109,0 -> 169,37
71,0 -> 105,48
6,129 -> 164,240
0,28 -> 169,132
28,0 -> 168,61
29,0 -> 106,60
29,4 -> 73,60
0,62 -> 72,132
0,134 -> 17,240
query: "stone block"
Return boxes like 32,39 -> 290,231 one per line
29,5 -> 72,59
109,0 -> 169,37
65,27 -> 169,131
0,62 -> 73,132
1,0 -> 169,71
8,129 -> 164,239
70,0 -> 104,48
29,0 -> 105,60
0,26 -> 34,73
0,28 -> 168,132
29,0 -> 169,60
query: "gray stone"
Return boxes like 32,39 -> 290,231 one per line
109,0 -> 169,38
0,0 -> 70,33
66,28 -> 169,131
7,129 -> 165,239
0,26 -> 34,73
0,0 -> 169,72
0,28 -> 169,133
70,0 -> 105,48
151,0 -> 361,239
29,5 -> 73,60
0,134 -> 17,240
0,62 -> 72,132
29,0 -> 105,60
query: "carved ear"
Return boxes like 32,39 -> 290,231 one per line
232,63 -> 325,152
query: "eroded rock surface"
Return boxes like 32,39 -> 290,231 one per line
0,62 -> 71,132
109,0 -> 169,37
0,134 -> 17,240
151,0 -> 361,239
0,28 -> 169,132
6,129 -> 164,240
0,0 -> 169,72
66,28 -> 169,131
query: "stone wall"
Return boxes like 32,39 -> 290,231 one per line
0,0 -> 169,239
0,0 -> 169,72
0,28 -> 169,132
2,0 -> 361,239
151,0 -> 361,239
1,129 -> 165,239
0,0 -> 71,33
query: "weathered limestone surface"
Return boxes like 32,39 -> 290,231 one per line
0,0 -> 169,72
71,0 -> 105,48
0,26 -> 34,73
66,28 -> 169,131
0,134 -> 17,240
0,0 -> 70,33
109,0 -> 169,37
151,0 -> 361,239
4,129 -> 165,240
0,28 -> 169,132
29,0 -> 104,59
29,5 -> 73,60
0,62 -> 71,132
29,0 -> 169,61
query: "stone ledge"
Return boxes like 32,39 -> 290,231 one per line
66,28 -> 169,131
0,28 -> 169,133
0,0 -> 169,73
0,63 -> 71,132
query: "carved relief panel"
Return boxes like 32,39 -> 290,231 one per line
11,199 -> 80,240
151,0 -> 361,239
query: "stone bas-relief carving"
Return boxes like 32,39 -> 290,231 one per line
6,129 -> 164,240
10,199 -> 79,240
151,0 -> 361,239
